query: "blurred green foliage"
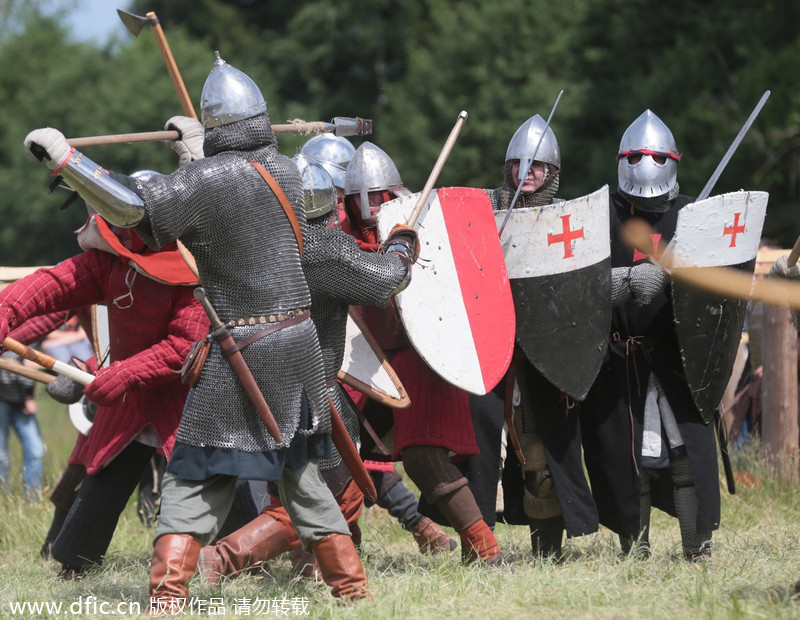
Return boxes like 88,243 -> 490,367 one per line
2,0 -> 800,264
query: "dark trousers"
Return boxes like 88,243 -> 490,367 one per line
51,441 -> 155,571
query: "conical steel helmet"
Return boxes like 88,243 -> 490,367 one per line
292,154 -> 337,219
300,135 -> 356,190
200,52 -> 267,128
344,142 -> 405,220
506,114 -> 561,180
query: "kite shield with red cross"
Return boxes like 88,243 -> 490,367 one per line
496,185 -> 611,401
376,187 -> 515,395
670,190 -> 768,422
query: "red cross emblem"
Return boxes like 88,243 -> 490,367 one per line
723,212 -> 745,247
547,214 -> 584,259
632,233 -> 662,262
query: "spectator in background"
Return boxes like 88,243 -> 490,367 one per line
40,315 -> 93,365
0,350 -> 45,498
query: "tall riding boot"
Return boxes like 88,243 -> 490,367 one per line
149,534 -> 201,616
529,515 -> 565,559
197,513 -> 299,585
310,533 -> 371,601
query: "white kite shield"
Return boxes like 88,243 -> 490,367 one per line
338,309 -> 410,409
496,185 -> 611,401
670,190 -> 768,422
376,187 -> 515,395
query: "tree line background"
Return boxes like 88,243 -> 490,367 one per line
1,0 -> 799,265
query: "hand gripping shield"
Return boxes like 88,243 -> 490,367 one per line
376,187 -> 515,395
670,190 -> 768,422
496,186 -> 611,400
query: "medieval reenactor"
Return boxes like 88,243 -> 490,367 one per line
195,151 -> 449,581
340,142 -> 503,565
0,166 -> 207,578
301,135 -> 457,557
22,53 -> 370,608
422,116 -> 605,558
488,116 -> 603,557
580,110 -> 720,561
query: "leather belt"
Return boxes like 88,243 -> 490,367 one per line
231,308 -> 309,326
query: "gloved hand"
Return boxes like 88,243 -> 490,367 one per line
23,128 -> 72,171
83,361 -> 130,407
382,224 -> 420,264
769,254 -> 800,280
164,115 -> 205,166
629,262 -> 668,304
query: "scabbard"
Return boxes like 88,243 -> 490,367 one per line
716,410 -> 736,495
503,347 -> 526,465
328,396 -> 377,502
212,329 -> 283,444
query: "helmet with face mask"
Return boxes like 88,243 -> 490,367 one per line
200,51 -> 267,129
292,154 -> 337,219
617,110 -> 681,200
344,142 -> 409,222
300,135 -> 356,190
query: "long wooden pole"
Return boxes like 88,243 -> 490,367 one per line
2,338 -> 94,385
0,358 -> 55,384
621,219 -> 800,308
66,121 -> 358,149
405,111 -> 468,229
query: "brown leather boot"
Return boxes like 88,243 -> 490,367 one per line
459,520 -> 503,565
412,517 -> 456,554
290,547 -> 318,578
149,534 -> 201,616
311,533 -> 372,601
197,514 -> 299,586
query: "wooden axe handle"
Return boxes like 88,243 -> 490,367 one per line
147,12 -> 197,119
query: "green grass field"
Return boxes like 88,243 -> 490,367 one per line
0,391 -> 799,619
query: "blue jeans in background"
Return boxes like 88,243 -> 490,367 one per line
0,400 -> 45,498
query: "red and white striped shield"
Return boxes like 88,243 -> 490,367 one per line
376,187 -> 515,395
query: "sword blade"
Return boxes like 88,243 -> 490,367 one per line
498,89 -> 564,237
697,90 -> 771,202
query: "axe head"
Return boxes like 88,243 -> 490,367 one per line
117,8 -> 155,37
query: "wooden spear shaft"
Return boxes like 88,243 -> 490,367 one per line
787,234 -> 800,268
406,111 -> 469,229
0,358 -> 55,385
622,218 -> 800,309
2,337 -> 94,385
66,122 -> 339,149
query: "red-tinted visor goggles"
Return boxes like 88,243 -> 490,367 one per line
616,149 -> 682,165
